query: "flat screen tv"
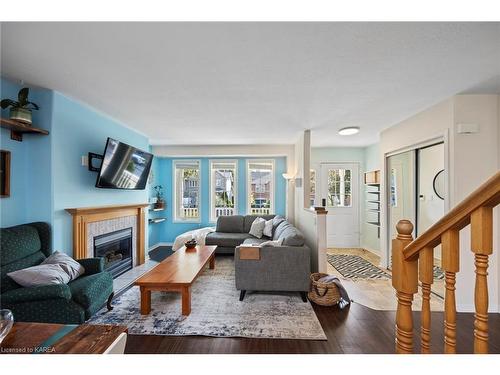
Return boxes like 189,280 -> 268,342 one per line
95,138 -> 153,190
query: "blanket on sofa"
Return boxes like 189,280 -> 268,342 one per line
172,227 -> 216,251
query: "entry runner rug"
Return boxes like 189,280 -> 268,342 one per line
327,254 -> 391,279
328,254 -> 445,281
89,256 -> 326,340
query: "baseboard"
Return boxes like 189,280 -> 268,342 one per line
148,242 -> 172,251
457,304 -> 499,313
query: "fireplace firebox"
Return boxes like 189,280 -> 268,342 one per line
93,227 -> 133,278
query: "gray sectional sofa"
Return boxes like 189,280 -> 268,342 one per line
206,214 -> 276,254
205,215 -> 311,301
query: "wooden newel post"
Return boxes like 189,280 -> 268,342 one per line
392,219 -> 418,354
471,206 -> 493,354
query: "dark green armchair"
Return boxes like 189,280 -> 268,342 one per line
0,222 -> 114,324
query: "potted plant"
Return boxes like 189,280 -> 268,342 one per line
1,87 -> 39,124
154,185 -> 165,209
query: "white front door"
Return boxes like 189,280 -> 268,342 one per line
320,163 -> 360,248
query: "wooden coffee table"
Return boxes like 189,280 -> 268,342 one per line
135,245 -> 217,316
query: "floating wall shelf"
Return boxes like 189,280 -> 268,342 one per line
364,170 -> 381,238
149,218 -> 166,224
149,207 -> 165,212
0,118 -> 49,142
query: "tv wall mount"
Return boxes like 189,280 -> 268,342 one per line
88,152 -> 103,172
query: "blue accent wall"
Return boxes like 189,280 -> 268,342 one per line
51,92 -> 150,253
148,156 -> 287,246
1,77 -> 150,255
0,78 -> 53,227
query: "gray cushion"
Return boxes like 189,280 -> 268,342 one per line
1,251 -> 47,293
249,217 -> 266,238
42,251 -> 85,281
242,237 -> 269,246
205,232 -> 250,247
263,219 -> 274,237
7,264 -> 71,287
272,215 -> 286,234
273,221 -> 291,240
277,225 -> 305,247
216,215 -> 245,233
243,215 -> 275,233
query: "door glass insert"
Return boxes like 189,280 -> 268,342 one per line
327,168 -> 352,207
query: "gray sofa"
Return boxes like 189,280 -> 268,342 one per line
206,215 -> 311,301
205,214 -> 275,254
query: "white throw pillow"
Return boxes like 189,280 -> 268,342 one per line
249,217 -> 266,238
263,219 -> 273,237
42,251 -> 85,281
260,238 -> 284,247
8,264 -> 71,287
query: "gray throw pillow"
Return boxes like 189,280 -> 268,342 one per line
249,217 -> 266,238
8,264 -> 71,287
272,215 -> 286,231
42,251 -> 85,281
263,219 -> 273,237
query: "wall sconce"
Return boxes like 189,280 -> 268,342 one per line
282,173 -> 295,181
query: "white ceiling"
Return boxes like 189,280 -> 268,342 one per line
1,22 -> 499,147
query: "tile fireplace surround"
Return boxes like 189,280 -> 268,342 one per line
65,203 -> 149,267
88,216 -> 137,266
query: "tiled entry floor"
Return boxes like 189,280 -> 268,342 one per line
113,246 -> 173,294
327,248 -> 444,311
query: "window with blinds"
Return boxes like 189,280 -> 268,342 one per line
247,160 -> 274,215
210,160 -> 237,222
173,160 -> 201,222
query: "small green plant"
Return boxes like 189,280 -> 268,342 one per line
1,88 -> 39,111
153,185 -> 165,209
154,185 -> 164,201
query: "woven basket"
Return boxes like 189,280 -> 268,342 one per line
308,273 -> 341,306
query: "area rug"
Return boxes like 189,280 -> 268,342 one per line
89,257 -> 327,340
327,254 -> 391,279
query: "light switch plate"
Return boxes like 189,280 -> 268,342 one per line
81,155 -> 88,167
457,123 -> 479,134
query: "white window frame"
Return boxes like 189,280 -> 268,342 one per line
246,159 -> 275,215
173,159 -> 201,223
209,159 -> 238,222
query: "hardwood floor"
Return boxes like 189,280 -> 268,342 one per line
125,301 -> 500,354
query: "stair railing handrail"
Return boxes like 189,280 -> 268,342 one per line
403,171 -> 500,260
392,170 -> 500,354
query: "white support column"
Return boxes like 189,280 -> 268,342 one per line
316,209 -> 328,273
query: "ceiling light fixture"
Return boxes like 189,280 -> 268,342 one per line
338,126 -> 360,136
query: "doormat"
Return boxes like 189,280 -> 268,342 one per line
327,254 -> 391,279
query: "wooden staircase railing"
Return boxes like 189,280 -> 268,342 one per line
392,171 -> 500,354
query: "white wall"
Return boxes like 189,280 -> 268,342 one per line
453,95 -> 499,312
380,95 -> 499,312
